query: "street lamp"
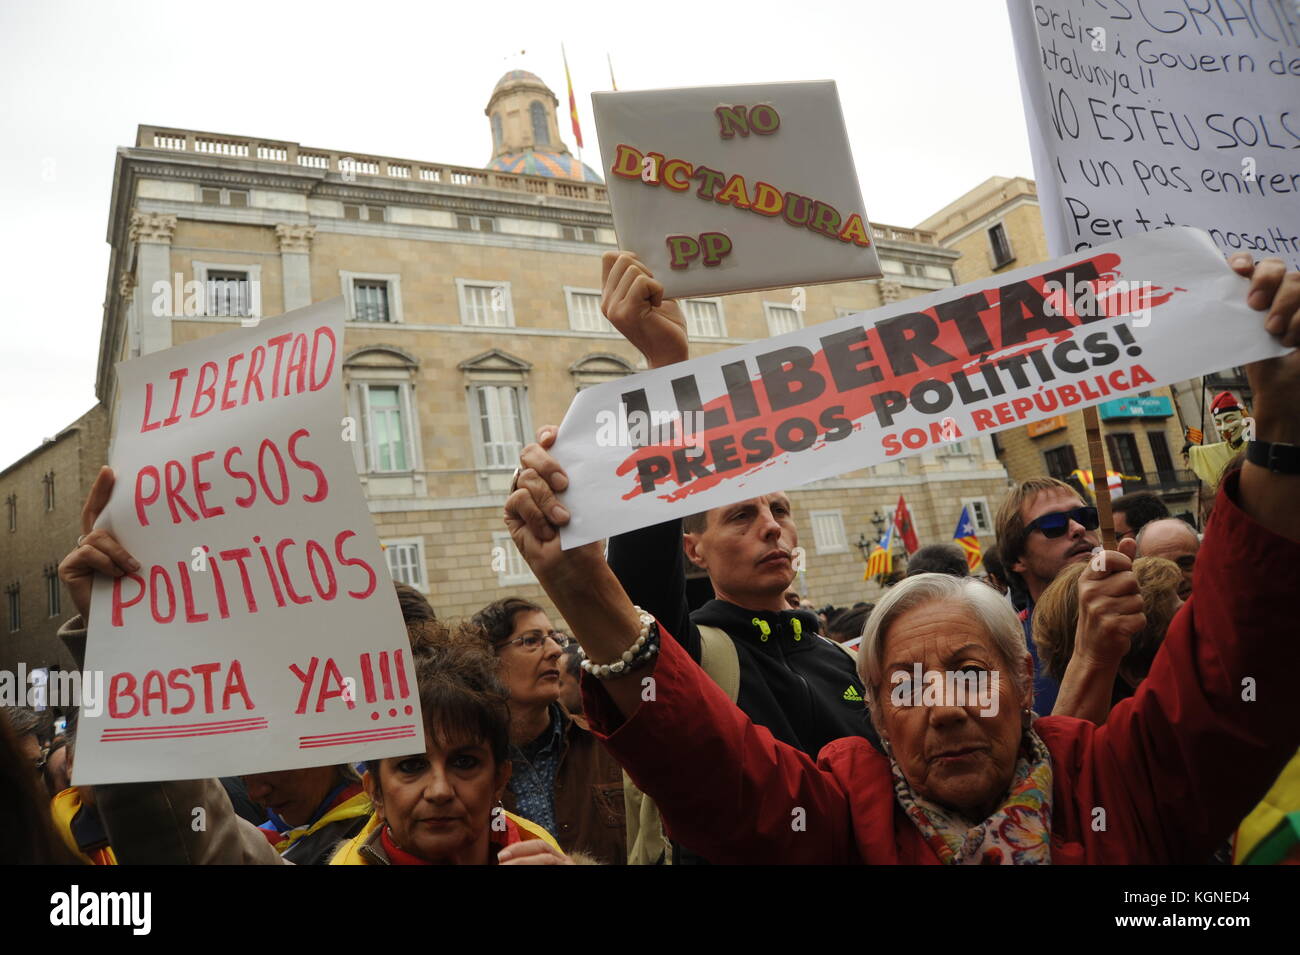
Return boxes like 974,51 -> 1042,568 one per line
870,509 -> 886,537
855,533 -> 872,560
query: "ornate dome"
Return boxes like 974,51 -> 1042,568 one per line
488,148 -> 603,183
493,69 -> 546,92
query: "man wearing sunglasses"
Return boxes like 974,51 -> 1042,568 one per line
995,480 -> 1103,714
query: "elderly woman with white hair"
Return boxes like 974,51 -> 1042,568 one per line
504,254 -> 1300,864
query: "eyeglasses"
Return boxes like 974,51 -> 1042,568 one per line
497,631 -> 572,652
1025,506 -> 1099,539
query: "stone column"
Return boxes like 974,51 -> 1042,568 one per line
129,212 -> 177,356
118,270 -> 139,359
276,224 -> 316,312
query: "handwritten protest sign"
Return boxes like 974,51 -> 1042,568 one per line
553,227 -> 1289,548
74,300 -> 422,785
1007,0 -> 1300,269
592,81 -> 882,298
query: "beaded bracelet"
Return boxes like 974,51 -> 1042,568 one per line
579,607 -> 659,680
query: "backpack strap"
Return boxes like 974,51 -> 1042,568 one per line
696,625 -> 741,703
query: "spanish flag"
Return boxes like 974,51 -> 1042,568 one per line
562,44 -> 583,149
952,505 -> 983,573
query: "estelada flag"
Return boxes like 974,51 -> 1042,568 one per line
894,495 -> 920,555
864,522 -> 894,580
952,505 -> 982,572
562,44 -> 583,149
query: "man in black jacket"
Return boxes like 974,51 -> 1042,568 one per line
521,251 -> 878,760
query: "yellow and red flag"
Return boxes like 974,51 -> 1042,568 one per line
864,522 -> 894,581
562,44 -> 583,149
952,505 -> 983,573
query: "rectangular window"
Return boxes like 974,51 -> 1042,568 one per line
562,225 -> 596,242
457,215 -> 496,233
765,304 -> 803,337
565,289 -> 612,333
1105,433 -> 1143,479
458,281 -> 512,327
7,585 -> 19,633
492,531 -> 536,586
43,472 -> 54,511
201,187 -> 248,207
45,569 -> 60,618
989,222 -> 1014,268
683,298 -> 724,338
353,280 -> 390,322
6,494 -> 15,532
1043,445 -> 1078,482
1147,431 -> 1175,479
475,385 -> 524,469
383,540 -> 425,590
810,510 -> 848,555
344,203 -> 385,222
206,270 -> 252,318
366,385 -> 408,472
961,498 -> 994,535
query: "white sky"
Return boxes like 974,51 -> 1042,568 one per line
0,0 -> 1037,470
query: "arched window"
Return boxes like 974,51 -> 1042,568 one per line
530,101 -> 549,145
491,113 -> 503,147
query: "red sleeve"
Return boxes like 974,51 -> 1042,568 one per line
1090,470 -> 1300,862
581,627 -> 856,864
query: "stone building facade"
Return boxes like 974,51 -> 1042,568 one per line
0,405 -> 109,674
92,71 -> 1011,625
917,177 -> 1203,523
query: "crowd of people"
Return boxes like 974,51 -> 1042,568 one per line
2,249 -> 1298,866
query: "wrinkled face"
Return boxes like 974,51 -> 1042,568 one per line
1138,523 -> 1198,600
876,600 -> 1030,821
368,726 -> 510,865
1214,408 -> 1245,446
495,610 -> 563,709
1013,489 -> 1097,599
686,494 -> 799,603
243,766 -> 341,828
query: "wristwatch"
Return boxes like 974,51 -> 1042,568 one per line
1245,440 -> 1300,474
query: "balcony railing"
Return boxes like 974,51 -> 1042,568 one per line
136,124 -> 611,203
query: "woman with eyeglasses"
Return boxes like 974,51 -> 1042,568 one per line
471,598 -> 628,864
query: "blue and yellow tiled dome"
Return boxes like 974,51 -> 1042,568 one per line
486,68 -> 603,183
488,149 -> 603,183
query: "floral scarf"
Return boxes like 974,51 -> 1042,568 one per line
889,729 -> 1054,865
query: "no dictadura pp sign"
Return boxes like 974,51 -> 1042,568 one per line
74,300 -> 423,785
552,227 -> 1291,549
592,81 -> 883,298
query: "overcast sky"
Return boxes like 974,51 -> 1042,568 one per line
0,0 -> 1037,471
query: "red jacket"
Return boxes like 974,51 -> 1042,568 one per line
583,473 -> 1300,864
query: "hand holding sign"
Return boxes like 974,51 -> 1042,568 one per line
1075,539 -> 1145,672
59,467 -> 140,621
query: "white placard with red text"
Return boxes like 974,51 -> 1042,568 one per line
74,300 -> 423,785
553,227 -> 1290,548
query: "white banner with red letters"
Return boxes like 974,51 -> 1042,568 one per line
553,227 -> 1290,548
75,299 -> 423,785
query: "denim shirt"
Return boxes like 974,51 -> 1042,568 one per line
506,703 -> 566,837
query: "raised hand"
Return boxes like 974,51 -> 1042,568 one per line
504,427 -> 603,589
1074,537 -> 1145,670
57,466 -> 139,621
601,251 -> 689,369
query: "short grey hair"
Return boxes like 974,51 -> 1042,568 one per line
857,573 -> 1030,709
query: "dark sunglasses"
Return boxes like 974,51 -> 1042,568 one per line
1025,506 -> 1099,539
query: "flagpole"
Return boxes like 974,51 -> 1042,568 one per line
607,52 -> 617,90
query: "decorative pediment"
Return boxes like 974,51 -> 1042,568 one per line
343,345 -> 419,369
458,349 -> 532,373
569,353 -> 635,376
